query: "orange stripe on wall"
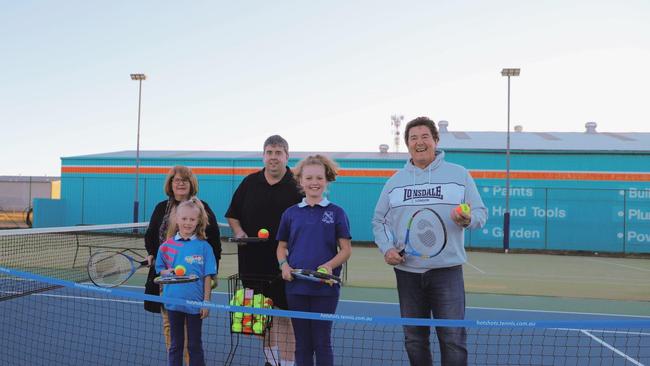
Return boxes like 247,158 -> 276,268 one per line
61,166 -> 170,174
470,171 -> 650,181
61,166 -> 259,175
61,166 -> 650,181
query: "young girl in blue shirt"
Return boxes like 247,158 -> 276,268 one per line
276,155 -> 352,366
155,197 -> 217,366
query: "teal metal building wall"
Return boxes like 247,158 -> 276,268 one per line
34,147 -> 650,254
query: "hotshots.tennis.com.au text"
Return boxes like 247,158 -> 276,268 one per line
320,314 -> 373,322
475,320 -> 536,327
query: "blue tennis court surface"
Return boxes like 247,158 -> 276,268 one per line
2,283 -> 648,365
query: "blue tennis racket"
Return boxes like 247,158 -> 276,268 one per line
87,250 -> 148,288
291,269 -> 341,286
153,273 -> 199,285
398,207 -> 447,258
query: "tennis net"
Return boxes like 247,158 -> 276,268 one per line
1,223 -> 649,365
0,223 -> 148,301
1,266 -> 648,365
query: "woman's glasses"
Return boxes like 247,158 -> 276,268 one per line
173,178 -> 189,185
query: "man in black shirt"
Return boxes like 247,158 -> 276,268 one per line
226,135 -> 302,366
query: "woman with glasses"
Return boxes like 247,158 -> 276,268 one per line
143,165 -> 222,365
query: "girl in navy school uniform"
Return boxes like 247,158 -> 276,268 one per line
276,155 -> 352,366
156,197 -> 217,366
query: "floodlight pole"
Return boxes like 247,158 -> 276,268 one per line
130,73 -> 146,223
501,68 -> 520,253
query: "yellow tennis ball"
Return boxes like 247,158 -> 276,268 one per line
235,289 -> 244,305
174,265 -> 186,276
317,267 -> 328,274
253,321 -> 263,334
231,322 -> 242,332
253,294 -> 263,308
456,203 -> 471,215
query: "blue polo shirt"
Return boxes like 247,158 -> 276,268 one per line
155,234 -> 217,314
277,198 -> 351,296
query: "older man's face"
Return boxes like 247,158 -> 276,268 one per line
407,125 -> 437,169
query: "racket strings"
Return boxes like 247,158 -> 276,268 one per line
406,209 -> 447,258
415,220 -> 438,248
89,254 -> 132,285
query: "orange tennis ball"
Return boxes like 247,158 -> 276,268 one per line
174,265 -> 186,276
257,228 -> 269,239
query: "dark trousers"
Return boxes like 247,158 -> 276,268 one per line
167,310 -> 205,366
286,294 -> 339,366
395,266 -> 467,366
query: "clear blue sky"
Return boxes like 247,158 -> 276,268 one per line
2,0 -> 649,176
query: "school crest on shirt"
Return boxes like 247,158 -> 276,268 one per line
184,255 -> 204,265
322,211 -> 334,224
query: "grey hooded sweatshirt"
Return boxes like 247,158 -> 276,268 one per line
372,150 -> 487,273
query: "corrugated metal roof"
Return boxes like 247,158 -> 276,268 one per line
63,130 -> 650,160
434,130 -> 650,151
64,150 -> 410,160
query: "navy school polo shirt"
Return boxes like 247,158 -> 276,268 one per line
276,198 -> 351,297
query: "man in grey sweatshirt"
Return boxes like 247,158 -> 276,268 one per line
372,117 -> 487,366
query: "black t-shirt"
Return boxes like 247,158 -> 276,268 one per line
225,168 -> 302,277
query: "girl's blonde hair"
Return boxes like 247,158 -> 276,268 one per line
293,155 -> 338,190
165,196 -> 209,240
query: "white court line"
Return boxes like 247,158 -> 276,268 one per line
339,299 -> 650,319
464,272 -> 645,283
580,330 -> 645,366
33,284 -> 650,319
34,292 -> 141,304
6,287 -> 648,364
464,261 -> 486,274
11,286 -> 650,324
15,291 -> 650,336
555,327 -> 650,336
15,289 -> 650,321
586,258 -> 650,273
0,290 -> 141,304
